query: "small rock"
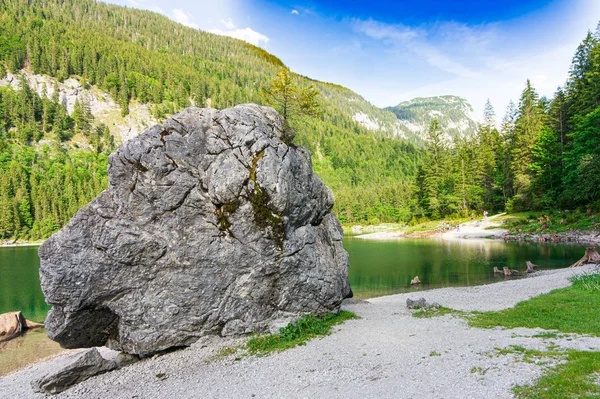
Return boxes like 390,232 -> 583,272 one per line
31,348 -> 118,394
0,311 -> 44,342
406,298 -> 427,309
406,298 -> 440,310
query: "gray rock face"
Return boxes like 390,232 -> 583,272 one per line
39,104 -> 351,356
31,348 -> 118,394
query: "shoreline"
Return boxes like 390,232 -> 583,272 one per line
2,265 -> 598,398
353,214 -> 508,241
0,242 -> 44,248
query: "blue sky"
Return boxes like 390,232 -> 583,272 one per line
107,0 -> 599,118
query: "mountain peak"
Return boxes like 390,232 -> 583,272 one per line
385,95 -> 479,142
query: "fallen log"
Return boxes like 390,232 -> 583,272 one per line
526,261 -> 539,274
570,247 -> 600,268
0,311 -> 44,342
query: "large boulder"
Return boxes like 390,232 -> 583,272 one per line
39,104 -> 351,356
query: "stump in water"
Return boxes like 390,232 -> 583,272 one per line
570,247 -> 600,268
410,276 -> 421,285
503,267 -> 519,277
493,266 -> 502,274
526,261 -> 539,274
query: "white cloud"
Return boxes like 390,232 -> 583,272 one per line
211,27 -> 270,46
210,18 -> 269,46
354,19 -> 484,80
221,18 -> 236,29
354,19 -> 418,42
172,8 -> 198,29
291,9 -> 299,15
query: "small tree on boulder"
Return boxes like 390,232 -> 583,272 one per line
262,68 -> 320,141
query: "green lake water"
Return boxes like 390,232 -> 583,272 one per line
346,237 -> 586,298
0,246 -> 49,323
0,238 -> 588,376
0,239 -> 587,321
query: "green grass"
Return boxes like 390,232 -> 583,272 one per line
466,272 -> 600,398
245,311 -> 358,356
412,306 -> 467,319
469,272 -> 600,336
489,345 -> 600,398
513,351 -> 600,398
499,210 -> 599,235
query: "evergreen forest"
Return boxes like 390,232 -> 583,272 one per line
0,0 -> 599,240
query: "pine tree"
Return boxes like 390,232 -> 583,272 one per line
262,68 -> 320,134
508,81 -> 546,210
483,99 -> 496,127
420,119 -> 450,218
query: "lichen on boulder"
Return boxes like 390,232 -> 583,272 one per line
39,104 -> 351,356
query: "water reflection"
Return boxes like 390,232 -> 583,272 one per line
344,237 -> 585,299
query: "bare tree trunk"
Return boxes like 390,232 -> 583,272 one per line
570,247 -> 600,268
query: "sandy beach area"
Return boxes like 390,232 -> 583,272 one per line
354,214 -> 508,241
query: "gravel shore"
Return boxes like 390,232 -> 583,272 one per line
1,265 -> 599,399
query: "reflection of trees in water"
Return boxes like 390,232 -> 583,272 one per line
345,238 -> 585,299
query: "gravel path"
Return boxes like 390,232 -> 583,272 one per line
1,265 -> 598,399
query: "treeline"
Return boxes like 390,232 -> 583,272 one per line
0,77 -> 110,239
0,0 -> 423,238
0,143 -> 108,239
417,25 -> 600,219
2,0 -> 597,238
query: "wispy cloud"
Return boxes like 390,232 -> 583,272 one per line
172,8 -> 198,29
291,9 -> 299,15
221,18 -> 236,29
353,18 -> 486,79
210,19 -> 269,47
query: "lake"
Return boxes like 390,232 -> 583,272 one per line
0,238 -> 587,376
345,237 -> 585,298
0,238 -> 587,321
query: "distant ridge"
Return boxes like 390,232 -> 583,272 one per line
385,95 -> 479,142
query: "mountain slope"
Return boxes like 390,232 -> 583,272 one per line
386,96 -> 479,142
0,0 -> 423,240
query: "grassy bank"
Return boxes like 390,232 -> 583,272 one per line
498,210 -> 599,235
416,271 -> 600,398
469,272 -> 600,336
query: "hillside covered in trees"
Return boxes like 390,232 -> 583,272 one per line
0,0 -> 599,240
0,0 -> 421,239
415,26 -> 600,220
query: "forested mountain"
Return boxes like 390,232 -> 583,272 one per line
386,96 -> 479,143
0,0 -> 598,241
0,0 -> 421,239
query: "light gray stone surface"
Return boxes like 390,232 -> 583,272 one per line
38,104 -> 351,356
30,348 -> 117,394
